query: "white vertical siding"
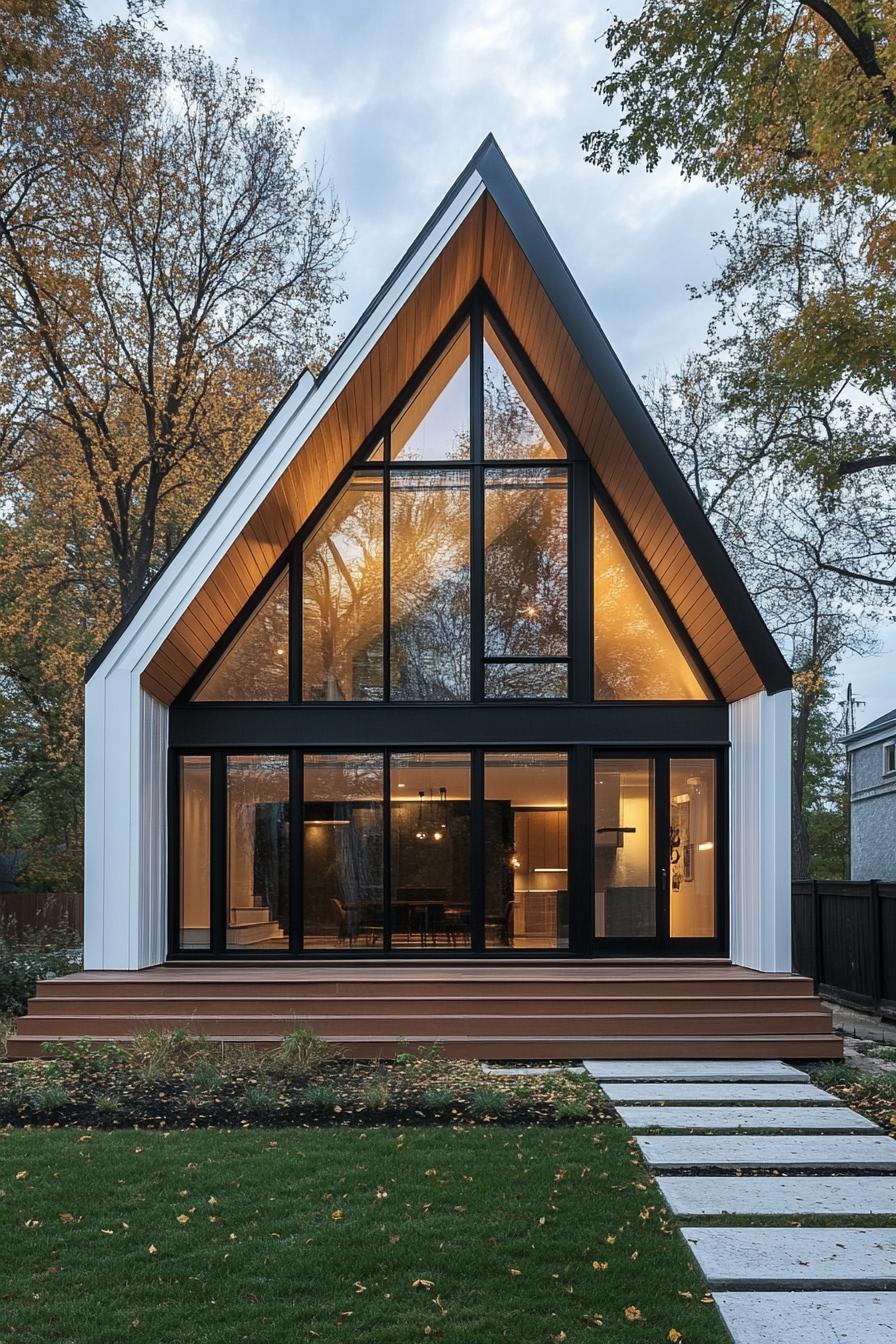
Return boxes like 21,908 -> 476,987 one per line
139,688 -> 169,966
729,689 -> 792,972
83,674 -> 168,970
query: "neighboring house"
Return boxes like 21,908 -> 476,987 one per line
10,137 -> 839,1061
846,708 -> 896,880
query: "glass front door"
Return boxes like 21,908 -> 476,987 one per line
593,752 -> 720,953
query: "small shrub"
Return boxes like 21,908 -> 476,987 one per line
95,1094 -> 121,1114
867,1044 -> 896,1063
420,1086 -> 454,1111
270,1027 -> 331,1072
42,1038 -> 129,1080
240,1085 -> 280,1116
189,1061 -> 225,1092
302,1083 -> 338,1108
469,1087 -> 508,1117
361,1080 -> 391,1110
553,1097 -> 590,1120
129,1028 -> 218,1079
0,933 -> 82,1016
27,1084 -> 70,1111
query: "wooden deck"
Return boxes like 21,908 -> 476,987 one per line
7,960 -> 842,1061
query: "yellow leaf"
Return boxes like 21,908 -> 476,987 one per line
176,1215 -> 190,1225
624,1305 -> 643,1322
331,1210 -> 343,1221
668,1331 -> 683,1342
15,1171 -> 28,1181
411,1278 -> 434,1289
592,1261 -> 608,1271
508,1267 -> 522,1276
148,1245 -> 157,1255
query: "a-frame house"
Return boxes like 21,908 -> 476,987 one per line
10,137 -> 840,1060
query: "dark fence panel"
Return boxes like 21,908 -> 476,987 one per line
792,879 -> 896,1019
0,891 -> 83,944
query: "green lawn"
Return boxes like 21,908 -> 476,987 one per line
0,1125 -> 725,1344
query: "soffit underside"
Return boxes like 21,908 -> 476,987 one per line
141,190 -> 763,705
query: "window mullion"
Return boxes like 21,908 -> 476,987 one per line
470,299 -> 485,703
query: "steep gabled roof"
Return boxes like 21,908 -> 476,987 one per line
88,134 -> 790,703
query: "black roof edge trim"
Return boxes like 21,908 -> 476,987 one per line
475,138 -> 791,696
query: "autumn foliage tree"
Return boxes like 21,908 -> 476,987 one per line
0,0 -> 348,883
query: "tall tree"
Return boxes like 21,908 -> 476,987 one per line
584,1 -> 896,481
0,1 -> 349,884
647,358 -> 879,875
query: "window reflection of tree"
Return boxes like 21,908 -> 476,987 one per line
390,470 -> 471,700
485,468 -> 568,658
483,329 -> 564,461
195,572 -> 289,701
302,479 -> 384,700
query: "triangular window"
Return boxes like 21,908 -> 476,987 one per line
484,317 -> 565,459
193,569 -> 289,701
391,324 -> 470,460
593,501 -> 709,700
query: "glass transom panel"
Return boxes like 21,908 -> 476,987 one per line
484,318 -> 565,459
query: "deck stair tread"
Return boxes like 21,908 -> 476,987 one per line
7,962 -> 841,1061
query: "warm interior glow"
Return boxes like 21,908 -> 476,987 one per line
593,501 -> 709,701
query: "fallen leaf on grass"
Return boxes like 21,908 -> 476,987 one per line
592,1261 -> 608,1271
623,1305 -> 643,1322
176,1215 -> 190,1225
15,1172 -> 27,1181
411,1278 -> 434,1290
148,1245 -> 157,1255
508,1267 -> 522,1276
668,1331 -> 682,1342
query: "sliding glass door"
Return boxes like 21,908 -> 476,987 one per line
593,752 -> 721,954
173,746 -> 721,956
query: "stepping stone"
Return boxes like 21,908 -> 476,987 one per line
658,1175 -> 896,1216
618,1105 -> 875,1131
638,1133 -> 896,1169
584,1059 -> 808,1082
682,1226 -> 896,1289
601,1082 -> 833,1104
713,1290 -> 896,1343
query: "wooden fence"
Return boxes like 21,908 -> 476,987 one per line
0,891 -> 83,944
792,879 -> 896,1019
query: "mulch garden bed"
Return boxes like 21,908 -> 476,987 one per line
0,1032 -> 612,1130
810,1060 -> 896,1136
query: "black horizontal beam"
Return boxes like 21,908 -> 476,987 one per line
169,702 -> 730,751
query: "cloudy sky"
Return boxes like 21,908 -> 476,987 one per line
88,0 -> 895,725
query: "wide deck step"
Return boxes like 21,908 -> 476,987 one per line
6,1032 -> 843,1061
6,961 -> 841,1061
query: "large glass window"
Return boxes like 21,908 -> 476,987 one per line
179,756 -> 211,949
484,752 -> 568,949
194,571 -> 289,702
390,753 -> 471,948
484,466 -> 568,695
669,758 -> 717,939
226,755 -> 290,950
594,757 -> 656,939
303,471 -> 384,701
593,501 -> 709,701
484,318 -> 565,459
303,754 -> 384,949
390,470 -> 471,700
392,324 -> 470,461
